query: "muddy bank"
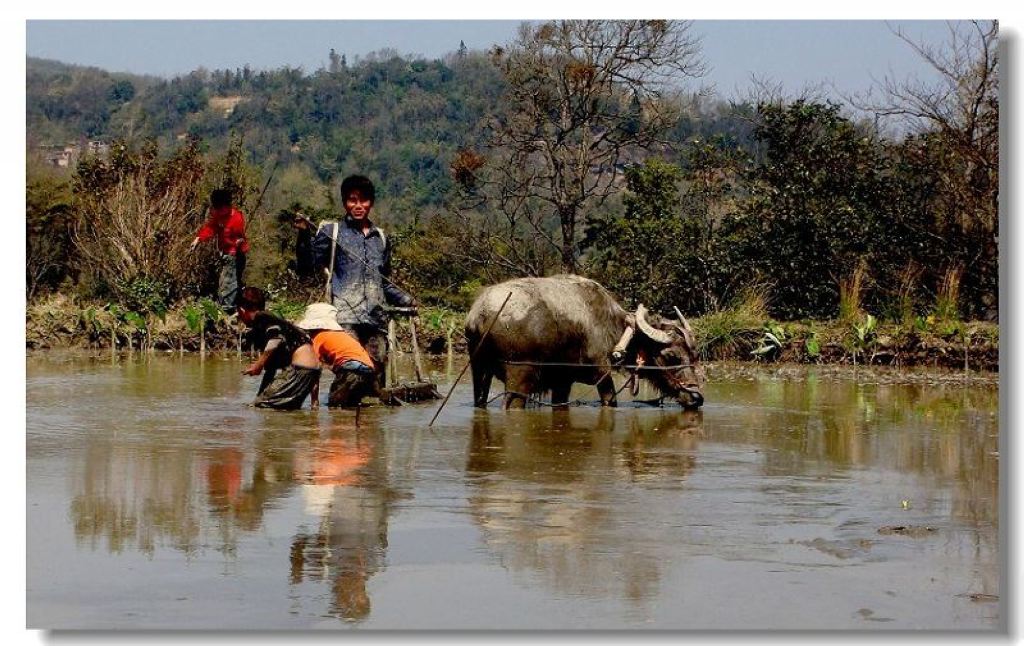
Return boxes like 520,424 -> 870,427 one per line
707,362 -> 998,388
26,293 -> 997,372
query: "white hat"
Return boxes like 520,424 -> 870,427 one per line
296,303 -> 343,331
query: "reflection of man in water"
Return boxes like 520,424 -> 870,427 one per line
289,429 -> 392,622
205,428 -> 306,538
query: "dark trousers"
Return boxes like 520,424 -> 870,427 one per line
254,365 -> 321,410
327,366 -> 377,407
217,252 -> 246,312
340,324 -> 388,390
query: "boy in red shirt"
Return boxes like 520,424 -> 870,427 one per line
190,188 -> 250,313
296,303 -> 377,407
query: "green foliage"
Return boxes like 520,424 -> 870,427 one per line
107,79 -> 136,103
751,323 -> 788,359
938,318 -> 966,339
26,37 -> 999,324
118,277 -> 170,319
79,305 -> 111,338
267,299 -> 306,321
804,332 -> 821,358
420,306 -> 461,334
849,313 -> 878,362
122,310 -> 147,331
728,101 -> 888,319
854,313 -> 877,343
691,289 -> 769,360
392,219 -> 486,310
26,160 -> 75,298
182,302 -> 204,333
586,159 -> 691,311
199,298 -> 223,322
26,59 -> 146,138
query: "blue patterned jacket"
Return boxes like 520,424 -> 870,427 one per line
297,216 -> 412,330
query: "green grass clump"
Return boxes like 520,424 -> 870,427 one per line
692,288 -> 769,360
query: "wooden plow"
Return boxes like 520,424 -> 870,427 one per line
379,307 -> 442,405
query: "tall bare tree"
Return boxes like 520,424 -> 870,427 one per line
463,20 -> 706,273
856,20 -> 999,316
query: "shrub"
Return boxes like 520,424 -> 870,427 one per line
26,161 -> 75,299
934,265 -> 962,321
72,139 -> 209,305
692,287 -> 769,359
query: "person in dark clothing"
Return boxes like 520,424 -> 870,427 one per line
293,175 -> 415,390
237,287 -> 321,410
190,188 -> 249,313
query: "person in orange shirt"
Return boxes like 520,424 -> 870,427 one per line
190,188 -> 250,313
297,303 -> 377,407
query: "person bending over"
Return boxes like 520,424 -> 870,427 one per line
296,303 -> 377,408
237,287 -> 321,410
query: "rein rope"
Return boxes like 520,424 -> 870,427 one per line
484,358 -> 701,409
490,389 -> 666,409
502,360 -> 695,371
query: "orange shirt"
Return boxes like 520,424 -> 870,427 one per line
312,330 -> 374,371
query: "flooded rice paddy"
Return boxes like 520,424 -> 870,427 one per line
26,353 -> 1000,630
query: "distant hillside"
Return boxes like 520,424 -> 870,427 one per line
26,53 -> 754,216
27,57 -> 158,145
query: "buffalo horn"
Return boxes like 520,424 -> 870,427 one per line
612,326 -> 635,361
635,305 -> 673,345
673,306 -> 692,332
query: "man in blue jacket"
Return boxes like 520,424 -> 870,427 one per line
294,175 -> 415,391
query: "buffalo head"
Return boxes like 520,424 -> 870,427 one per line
612,304 -> 705,408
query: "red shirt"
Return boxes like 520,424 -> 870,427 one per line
196,207 -> 250,255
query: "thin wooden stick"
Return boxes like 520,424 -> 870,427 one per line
429,291 -> 512,427
387,319 -> 398,387
409,318 -> 425,382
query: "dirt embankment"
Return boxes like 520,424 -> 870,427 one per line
25,293 -> 465,356
697,320 -> 998,372
26,294 -> 997,373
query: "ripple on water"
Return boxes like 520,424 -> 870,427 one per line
25,357 -> 1000,630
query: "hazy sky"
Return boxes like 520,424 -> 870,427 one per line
25,20 -> 969,99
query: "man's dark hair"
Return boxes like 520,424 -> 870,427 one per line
340,175 -> 375,203
210,188 -> 233,209
237,286 -> 266,312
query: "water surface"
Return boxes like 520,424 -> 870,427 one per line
26,354 -> 1000,629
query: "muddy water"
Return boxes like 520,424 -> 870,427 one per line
26,354 -> 1000,630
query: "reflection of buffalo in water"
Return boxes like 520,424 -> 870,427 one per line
465,275 -> 705,409
465,408 -> 703,604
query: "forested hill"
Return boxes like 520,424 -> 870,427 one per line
25,19 -> 999,325
26,53 -> 753,215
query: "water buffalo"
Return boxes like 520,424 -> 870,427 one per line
464,275 -> 705,409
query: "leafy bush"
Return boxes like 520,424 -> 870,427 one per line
26,161 -> 75,298
751,323 -> 788,360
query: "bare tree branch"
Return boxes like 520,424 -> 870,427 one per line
466,19 -> 705,272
